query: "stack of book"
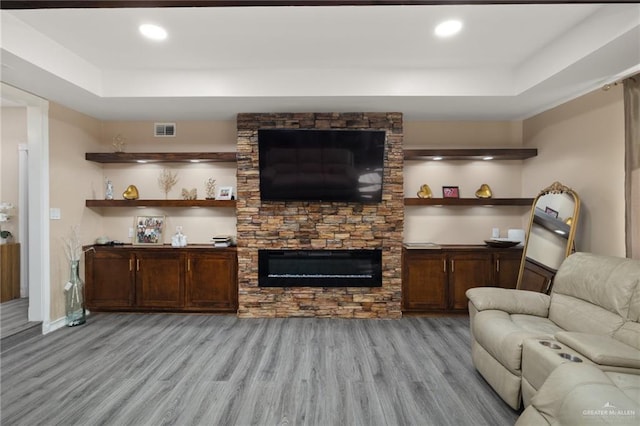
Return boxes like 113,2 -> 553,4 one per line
211,235 -> 232,247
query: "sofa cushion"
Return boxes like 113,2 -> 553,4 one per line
555,332 -> 640,369
614,322 -> 640,351
472,310 -> 561,374
551,253 -> 640,319
549,293 -> 625,336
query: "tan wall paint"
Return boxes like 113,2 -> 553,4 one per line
49,103 -> 103,320
404,121 -> 528,244
1,107 -> 27,242
523,86 -> 625,257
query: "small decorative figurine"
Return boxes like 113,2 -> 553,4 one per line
417,184 -> 433,198
123,185 -> 139,200
475,183 -> 493,198
181,188 -> 197,200
171,226 -> 188,247
112,134 -> 126,152
105,178 -> 114,200
205,178 -> 217,199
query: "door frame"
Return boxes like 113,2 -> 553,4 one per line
2,83 -> 50,331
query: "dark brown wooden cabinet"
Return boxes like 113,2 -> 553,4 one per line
85,249 -> 134,308
449,252 -> 494,310
403,251 -> 448,311
519,257 -> 556,294
135,251 -> 185,308
494,250 -> 524,289
402,245 -> 523,313
185,251 -> 238,311
85,245 -> 237,313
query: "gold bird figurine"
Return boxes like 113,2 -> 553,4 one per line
475,183 -> 493,198
417,184 -> 433,198
123,185 -> 139,200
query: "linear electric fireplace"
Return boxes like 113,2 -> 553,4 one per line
259,249 -> 382,288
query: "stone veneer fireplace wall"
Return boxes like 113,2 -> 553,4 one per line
236,112 -> 403,318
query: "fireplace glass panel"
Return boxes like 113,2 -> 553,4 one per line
258,249 -> 382,287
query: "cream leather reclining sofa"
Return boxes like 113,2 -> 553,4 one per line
466,252 -> 640,411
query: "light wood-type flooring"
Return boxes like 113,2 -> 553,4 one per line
1,313 -> 519,426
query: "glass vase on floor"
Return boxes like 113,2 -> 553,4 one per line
65,260 -> 86,327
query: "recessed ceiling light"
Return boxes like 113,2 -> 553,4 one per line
482,156 -> 494,161
434,20 -> 462,38
139,24 -> 167,41
432,156 -> 444,161
136,160 -> 148,164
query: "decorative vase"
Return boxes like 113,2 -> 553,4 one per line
64,260 -> 86,327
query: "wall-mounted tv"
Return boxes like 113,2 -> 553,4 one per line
258,129 -> 386,202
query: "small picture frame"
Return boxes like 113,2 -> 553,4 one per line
217,186 -> 233,200
545,206 -> 559,218
442,186 -> 460,198
133,215 -> 165,245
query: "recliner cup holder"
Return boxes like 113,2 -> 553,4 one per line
539,340 -> 561,350
559,353 -> 583,362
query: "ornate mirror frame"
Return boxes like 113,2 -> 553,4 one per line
516,181 -> 581,293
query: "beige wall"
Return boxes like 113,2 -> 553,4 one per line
404,121 -> 528,244
1,107 -> 26,242
49,103 -> 104,320
523,86 -> 626,257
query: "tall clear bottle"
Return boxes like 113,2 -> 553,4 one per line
64,260 -> 86,326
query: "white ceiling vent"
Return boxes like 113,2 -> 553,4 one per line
154,122 -> 176,137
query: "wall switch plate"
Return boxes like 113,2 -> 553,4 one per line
50,208 -> 61,220
128,227 -> 134,238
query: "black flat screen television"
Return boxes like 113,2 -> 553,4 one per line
258,129 -> 386,202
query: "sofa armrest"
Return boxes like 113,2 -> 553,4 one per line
517,363 -> 640,426
555,332 -> 640,369
466,287 -> 551,317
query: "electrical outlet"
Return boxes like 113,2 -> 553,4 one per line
128,227 -> 134,238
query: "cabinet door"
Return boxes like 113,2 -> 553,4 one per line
135,251 -> 185,308
449,252 -> 494,310
402,251 -> 447,311
186,252 -> 238,311
85,250 -> 135,308
494,250 -> 523,289
519,258 -> 555,293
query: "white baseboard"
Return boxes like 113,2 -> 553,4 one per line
43,310 -> 91,334
43,317 -> 66,334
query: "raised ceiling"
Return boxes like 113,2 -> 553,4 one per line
1,3 -> 639,120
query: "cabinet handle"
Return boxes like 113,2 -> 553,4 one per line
187,259 -> 191,272
450,260 -> 455,272
443,259 -> 447,273
136,259 -> 140,271
129,259 -> 133,271
496,259 -> 500,272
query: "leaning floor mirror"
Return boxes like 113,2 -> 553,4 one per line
517,181 -> 581,293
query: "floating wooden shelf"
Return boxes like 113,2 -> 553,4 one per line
404,198 -> 534,206
86,199 -> 236,208
533,208 -> 570,239
404,148 -> 537,161
85,152 -> 237,163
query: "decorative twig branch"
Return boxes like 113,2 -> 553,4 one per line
158,169 -> 179,199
